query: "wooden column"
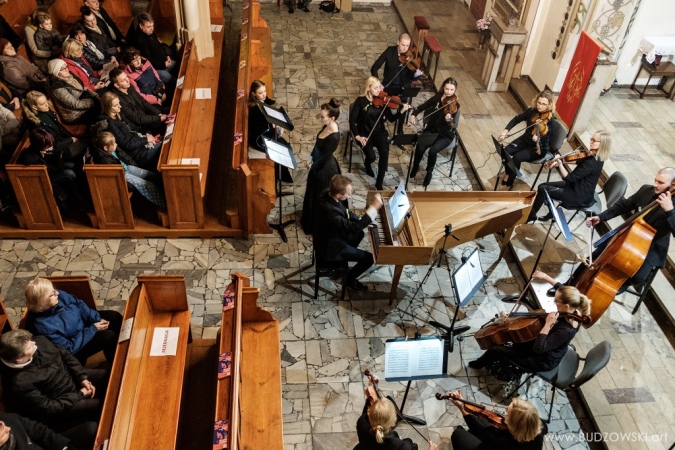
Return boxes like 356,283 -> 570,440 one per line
480,16 -> 528,92
179,0 -> 214,59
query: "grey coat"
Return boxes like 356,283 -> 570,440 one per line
48,75 -> 97,124
0,54 -> 47,94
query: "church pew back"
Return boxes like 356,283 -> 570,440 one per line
0,0 -> 37,41
49,0 -> 132,36
84,164 -> 135,230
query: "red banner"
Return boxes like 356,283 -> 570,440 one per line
556,31 -> 603,128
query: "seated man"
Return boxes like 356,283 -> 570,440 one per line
108,67 -> 167,134
133,13 -> 177,90
0,411 -> 97,450
0,329 -> 108,430
83,0 -> 126,46
314,174 -> 383,291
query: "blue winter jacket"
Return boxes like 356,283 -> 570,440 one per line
26,290 -> 101,355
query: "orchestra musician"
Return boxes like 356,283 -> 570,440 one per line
408,77 -> 460,187
549,167 -> 675,297
526,131 -> 611,223
447,392 -> 547,450
370,33 -> 419,90
469,272 -> 590,374
247,79 -> 293,183
497,90 -> 556,189
349,77 -> 410,190
355,373 -> 438,450
314,175 -> 383,292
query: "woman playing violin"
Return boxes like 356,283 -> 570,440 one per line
408,77 -> 460,187
526,131 -> 611,223
349,76 -> 410,190
469,272 -> 590,374
497,90 -> 555,189
447,391 -> 547,450
355,373 -> 438,450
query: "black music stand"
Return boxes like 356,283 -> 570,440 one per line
492,136 -> 521,191
262,136 -> 297,243
392,133 -> 438,190
258,101 -> 295,197
502,191 -> 572,309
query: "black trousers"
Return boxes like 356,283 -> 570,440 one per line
51,368 -> 109,431
61,421 -> 98,450
362,131 -> 390,189
504,135 -> 539,185
75,309 -> 124,366
451,427 -> 483,450
334,230 -> 373,283
413,135 -> 454,176
528,181 -> 565,221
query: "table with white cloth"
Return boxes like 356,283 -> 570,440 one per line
629,36 -> 675,67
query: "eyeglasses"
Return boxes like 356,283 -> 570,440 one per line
590,138 -> 600,143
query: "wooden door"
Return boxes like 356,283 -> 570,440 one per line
470,0 -> 488,20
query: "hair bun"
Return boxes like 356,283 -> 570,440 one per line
329,98 -> 341,108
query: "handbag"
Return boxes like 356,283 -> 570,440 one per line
319,0 -> 339,13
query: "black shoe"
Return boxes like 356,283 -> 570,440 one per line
468,359 -> 486,369
409,164 -> 419,178
374,183 -> 383,191
538,213 -> 553,222
300,6 -> 309,11
546,287 -> 557,297
423,172 -> 432,187
289,7 -> 294,13
347,280 -> 368,291
365,163 -> 374,177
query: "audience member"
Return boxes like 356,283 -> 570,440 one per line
24,277 -> 123,366
62,39 -> 105,91
0,329 -> 108,429
0,412 -> 97,450
24,8 -> 57,73
81,7 -> 118,59
121,47 -> 166,106
83,0 -> 125,45
0,78 -> 21,111
70,22 -> 117,72
91,131 -> 166,208
134,13 -> 177,89
0,101 -> 20,149
109,68 -> 166,134
0,39 -> 47,94
47,58 -> 97,124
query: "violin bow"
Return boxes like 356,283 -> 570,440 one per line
363,369 -> 431,444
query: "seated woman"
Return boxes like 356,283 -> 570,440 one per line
122,47 -> 167,106
24,9 -> 60,74
81,6 -> 119,60
349,76 -> 410,190
468,270 -> 591,375
527,131 -> 611,223
497,90 -> 556,189
408,77 -> 460,187
301,98 -> 341,235
24,277 -> 123,366
447,392 -> 547,450
94,91 -> 161,170
355,373 -> 438,450
91,131 -> 167,209
61,39 -> 106,92
70,23 -> 117,72
0,102 -> 20,149
47,58 -> 98,125
22,90 -> 89,162
248,79 -> 292,183
18,128 -> 85,213
0,39 -> 48,95
0,78 -> 21,112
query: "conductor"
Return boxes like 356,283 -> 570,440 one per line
314,175 -> 383,292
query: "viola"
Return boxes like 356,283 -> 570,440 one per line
399,46 -> 422,71
474,309 -> 590,350
530,111 -> 551,156
442,94 -> 459,116
372,91 -> 405,109
563,148 -> 598,163
435,393 -> 508,430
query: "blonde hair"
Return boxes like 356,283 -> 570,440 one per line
363,76 -> 380,97
557,285 -> 591,317
25,278 -> 54,312
367,398 -> 397,444
657,167 -> 675,184
506,398 -> 541,443
94,131 -> 116,150
593,130 -> 611,162
531,90 -> 554,113
24,90 -> 47,110
101,91 -> 120,118
62,38 -> 83,58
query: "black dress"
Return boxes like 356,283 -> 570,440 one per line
451,414 -> 547,450
248,98 -> 293,183
301,126 -> 340,234
354,401 -> 417,450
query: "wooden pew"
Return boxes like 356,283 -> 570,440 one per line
84,164 -> 135,230
49,0 -> 133,36
0,0 -> 37,41
95,275 -> 191,450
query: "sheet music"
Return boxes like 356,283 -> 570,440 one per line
263,105 -> 288,123
265,139 -> 294,168
196,88 -> 211,99
453,250 -> 484,305
385,338 -> 444,380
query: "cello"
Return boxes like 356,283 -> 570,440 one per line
573,186 -> 675,327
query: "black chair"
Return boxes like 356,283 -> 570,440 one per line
343,101 -> 362,173
621,265 -> 660,314
311,248 -> 347,300
507,341 -> 611,423
554,171 -> 628,240
525,119 -> 568,190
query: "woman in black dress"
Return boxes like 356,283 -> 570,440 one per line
349,76 -> 410,190
247,79 -> 292,183
497,90 -> 555,188
448,393 -> 547,450
301,98 -> 341,234
408,77 -> 460,187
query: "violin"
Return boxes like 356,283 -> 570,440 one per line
530,111 -> 551,156
398,46 -> 422,71
474,309 -> 591,350
442,95 -> 459,118
435,392 -> 508,430
372,91 -> 406,109
544,147 -> 597,169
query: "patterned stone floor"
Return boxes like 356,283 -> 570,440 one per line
0,0 -> 673,449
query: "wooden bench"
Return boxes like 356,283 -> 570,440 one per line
0,0 -> 37,41
49,0 -> 133,36
95,275 -> 191,450
83,164 -> 135,230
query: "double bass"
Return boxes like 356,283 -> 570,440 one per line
573,187 -> 675,327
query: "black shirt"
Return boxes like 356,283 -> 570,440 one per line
458,414 -> 547,450
560,156 -> 604,209
355,401 -> 417,450
505,108 -> 553,153
412,93 -> 458,139
349,96 -> 399,138
370,46 -> 416,88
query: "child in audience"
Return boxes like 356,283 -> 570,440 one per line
35,16 -> 66,57
91,131 -> 166,208
24,9 -> 58,73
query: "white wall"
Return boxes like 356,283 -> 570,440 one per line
615,0 -> 675,85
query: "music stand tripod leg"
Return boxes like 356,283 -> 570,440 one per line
405,140 -> 419,190
393,380 -> 427,426
269,163 -> 295,242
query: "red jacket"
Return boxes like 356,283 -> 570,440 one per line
62,56 -> 99,91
